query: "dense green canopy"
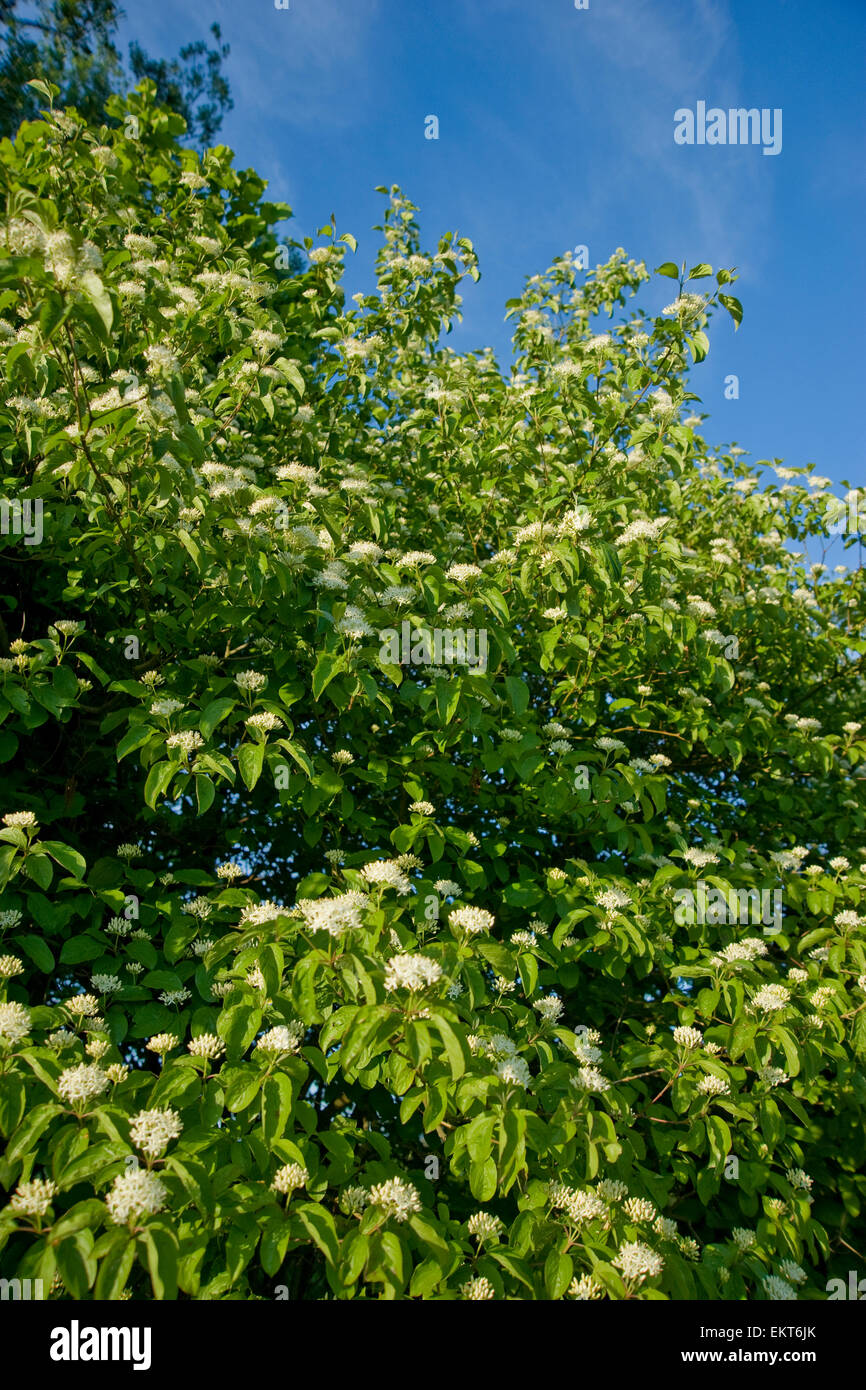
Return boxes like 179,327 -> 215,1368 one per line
0,81 -> 864,1301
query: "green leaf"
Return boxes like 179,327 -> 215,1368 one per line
55,1232 -> 97,1298
517,951 -> 538,996
312,651 -> 344,701
262,1072 -> 294,1145
477,941 -> 515,978
340,1229 -> 369,1285
770,1025 -> 801,1078
39,840 -> 86,879
78,269 -> 113,335
504,674 -> 530,716
26,78 -> 58,101
16,934 -> 54,972
545,1248 -> 573,1300
407,1214 -> 450,1263
94,1229 -> 136,1299
465,1114 -> 496,1164
199,698 -> 236,739
339,1004 -> 392,1074
281,360 -> 305,395
138,1225 -> 178,1300
59,934 -> 106,964
276,738 -> 314,778
409,1256 -> 444,1297
655,262 -> 680,278
217,1002 -> 263,1057
144,760 -> 177,809
238,740 -> 265,790
294,1202 -> 339,1265
689,329 -> 710,363
225,1218 -> 259,1281
429,1011 -> 469,1079
469,1156 -> 497,1201
194,774 -> 216,814
24,854 -> 52,889
56,1141 -> 126,1191
707,1115 -> 732,1168
718,292 -> 743,328
116,723 -> 155,761
0,1073 -> 26,1136
435,676 -> 461,726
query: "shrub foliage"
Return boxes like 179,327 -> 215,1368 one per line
0,82 -> 864,1302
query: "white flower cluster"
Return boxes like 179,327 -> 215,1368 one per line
570,1066 -> 610,1093
474,1032 -> 532,1088
596,886 -> 632,913
296,890 -> 367,937
272,1163 -> 308,1194
368,1177 -> 422,1222
750,984 -> 790,1013
435,879 -> 461,897
106,1169 -> 168,1224
613,1240 -> 664,1282
129,1107 -> 183,1157
534,994 -> 565,1024
551,1184 -> 607,1226
662,293 -> 705,319
597,1178 -> 629,1202
763,1274 -> 798,1301
64,993 -> 100,1017
8,1177 -> 57,1218
569,1274 -> 604,1300
617,518 -> 667,547
166,730 -> 203,756
673,1025 -> 703,1049
58,1063 -> 110,1104
239,900 -> 283,927
467,1211 -> 504,1241
681,847 -> 720,868
187,1033 -> 225,1059
246,711 -> 283,733
0,1001 -> 31,1045
759,1065 -> 789,1088
384,954 -> 442,992
461,1276 -> 495,1299
256,1023 -> 305,1055
361,860 -> 411,894
92,974 -> 121,993
697,1074 -> 729,1097
234,669 -> 268,694
449,905 -> 494,935
712,938 -> 768,965
623,1197 -> 657,1223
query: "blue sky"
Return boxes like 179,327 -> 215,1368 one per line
117,0 -> 865,496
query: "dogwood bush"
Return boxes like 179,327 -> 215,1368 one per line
0,81 -> 864,1302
